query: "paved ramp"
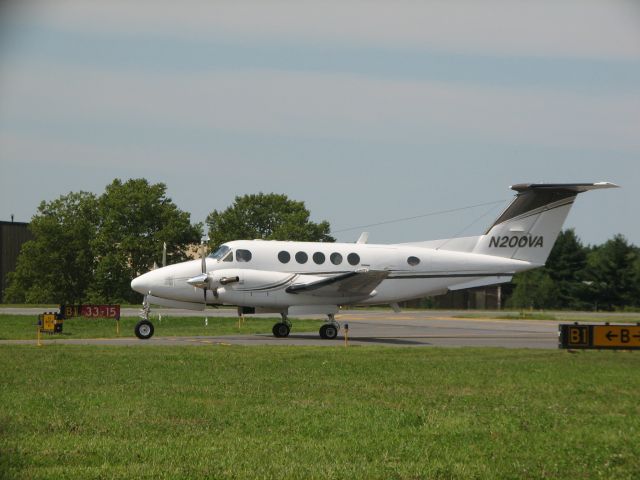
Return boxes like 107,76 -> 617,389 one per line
1,311 -> 561,348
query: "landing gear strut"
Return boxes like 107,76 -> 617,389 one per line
272,313 -> 291,338
319,314 -> 339,340
135,296 -> 155,340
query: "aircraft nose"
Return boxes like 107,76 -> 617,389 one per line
131,272 -> 152,295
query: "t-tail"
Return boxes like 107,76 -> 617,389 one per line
472,182 -> 618,265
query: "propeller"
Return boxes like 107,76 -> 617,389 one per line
152,242 -> 167,271
186,235 -> 222,308
200,237 -> 209,325
200,238 -> 208,304
162,242 -> 167,268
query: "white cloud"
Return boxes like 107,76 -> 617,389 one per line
14,0 -> 640,60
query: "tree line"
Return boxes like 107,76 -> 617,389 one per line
4,178 -> 638,310
506,229 -> 640,311
4,179 -> 332,304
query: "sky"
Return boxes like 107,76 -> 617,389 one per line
1,1 -> 639,246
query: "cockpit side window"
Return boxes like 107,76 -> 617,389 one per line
222,251 -> 233,262
236,249 -> 252,262
208,245 -> 230,260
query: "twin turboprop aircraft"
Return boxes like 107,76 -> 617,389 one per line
131,182 -> 617,340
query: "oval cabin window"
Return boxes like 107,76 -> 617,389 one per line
313,252 -> 325,264
347,253 -> 360,266
407,256 -> 420,266
278,251 -> 291,264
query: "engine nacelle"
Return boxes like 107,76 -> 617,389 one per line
210,269 -> 295,290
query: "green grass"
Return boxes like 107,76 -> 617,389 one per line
1,345 -> 639,479
0,314 -> 324,340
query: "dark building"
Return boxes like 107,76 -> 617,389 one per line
401,285 -> 505,310
0,221 -> 33,303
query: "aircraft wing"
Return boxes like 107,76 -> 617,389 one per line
286,270 -> 389,298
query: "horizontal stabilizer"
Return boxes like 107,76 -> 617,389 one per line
509,182 -> 618,193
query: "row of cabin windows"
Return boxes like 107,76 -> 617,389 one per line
278,251 -> 360,266
216,248 -> 420,267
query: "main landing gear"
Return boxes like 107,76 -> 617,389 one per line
272,313 -> 291,338
135,298 -> 155,340
319,314 -> 340,340
270,312 -> 341,340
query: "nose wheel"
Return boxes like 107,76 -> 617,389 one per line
135,297 -> 155,340
135,319 -> 155,339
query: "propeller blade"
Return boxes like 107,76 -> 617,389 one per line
162,242 -> 167,267
200,234 -> 210,309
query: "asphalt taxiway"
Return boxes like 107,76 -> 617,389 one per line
0,308 -> 572,348
3,308 -> 637,349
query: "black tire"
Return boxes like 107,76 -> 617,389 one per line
135,319 -> 155,340
272,323 -> 290,338
319,324 -> 338,340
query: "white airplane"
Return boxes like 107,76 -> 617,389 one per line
131,182 -> 618,340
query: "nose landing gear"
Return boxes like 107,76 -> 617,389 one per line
135,297 -> 155,340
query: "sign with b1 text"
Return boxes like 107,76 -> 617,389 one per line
559,324 -> 640,350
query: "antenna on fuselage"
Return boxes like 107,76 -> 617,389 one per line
356,232 -> 369,244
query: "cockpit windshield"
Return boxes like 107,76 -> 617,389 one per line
208,245 -> 231,260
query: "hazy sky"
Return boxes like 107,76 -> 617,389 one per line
1,1 -> 639,245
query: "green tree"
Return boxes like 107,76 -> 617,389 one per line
506,269 -> 558,310
89,179 -> 202,303
583,235 -> 640,310
206,193 -> 334,248
544,229 -> 589,309
4,192 -> 98,303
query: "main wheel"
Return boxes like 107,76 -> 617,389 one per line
135,319 -> 155,340
319,324 -> 338,340
272,322 -> 290,338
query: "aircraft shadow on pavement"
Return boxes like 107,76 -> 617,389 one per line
291,334 -> 429,346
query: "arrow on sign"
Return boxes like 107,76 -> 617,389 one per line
606,331 -> 618,341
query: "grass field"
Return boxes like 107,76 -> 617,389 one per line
0,314 -> 324,340
1,345 -> 639,479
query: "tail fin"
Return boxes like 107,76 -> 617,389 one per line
473,182 -> 618,265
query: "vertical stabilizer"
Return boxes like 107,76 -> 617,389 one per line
473,182 -> 618,265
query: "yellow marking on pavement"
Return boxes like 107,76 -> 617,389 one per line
350,334 -> 553,339
337,314 -> 559,326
